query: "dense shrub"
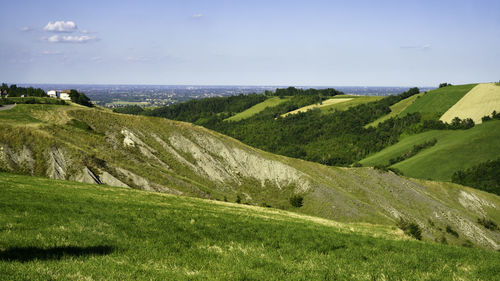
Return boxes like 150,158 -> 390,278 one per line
396,218 -> 422,240
446,225 -> 459,238
477,218 -> 498,231
388,138 -> 437,165
452,158 -> 500,196
290,195 -> 304,208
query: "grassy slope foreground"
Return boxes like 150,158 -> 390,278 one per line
1,173 -> 499,280
1,104 -> 500,249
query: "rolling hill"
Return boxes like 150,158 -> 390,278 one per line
360,83 -> 500,186
400,84 -> 477,119
2,172 -> 499,280
360,120 -> 500,181
225,96 -> 289,121
1,103 -> 500,250
440,83 -> 500,124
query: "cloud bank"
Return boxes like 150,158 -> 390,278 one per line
46,35 -> 97,43
44,21 -> 78,32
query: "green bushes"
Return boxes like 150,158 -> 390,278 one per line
396,218 -> 422,240
290,195 -> 304,207
452,158 -> 500,195
388,138 -> 437,165
446,225 -> 459,238
477,218 -> 498,231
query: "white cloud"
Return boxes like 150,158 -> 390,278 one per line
44,21 -> 78,32
46,35 -> 97,43
400,44 -> 432,50
191,14 -> 203,19
20,26 -> 33,32
40,50 -> 63,55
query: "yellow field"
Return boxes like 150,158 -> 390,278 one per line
440,83 -> 500,124
281,98 -> 352,117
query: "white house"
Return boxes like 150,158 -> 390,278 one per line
47,90 -> 59,98
60,90 -> 71,101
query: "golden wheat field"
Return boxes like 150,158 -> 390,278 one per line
440,83 -> 500,124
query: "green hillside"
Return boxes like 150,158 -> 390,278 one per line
320,95 -> 383,113
360,120 -> 500,181
225,96 -> 289,121
1,172 -> 499,280
401,84 -> 477,119
1,103 -> 500,249
366,93 -> 424,127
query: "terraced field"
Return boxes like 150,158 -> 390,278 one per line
440,83 -> 500,124
1,172 -> 500,280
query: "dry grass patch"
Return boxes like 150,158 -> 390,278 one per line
281,98 -> 352,117
440,83 -> 500,124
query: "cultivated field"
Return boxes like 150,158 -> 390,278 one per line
401,84 -> 477,119
281,97 -> 352,117
320,95 -> 383,113
225,97 -> 288,121
1,173 -> 500,280
440,83 -> 500,124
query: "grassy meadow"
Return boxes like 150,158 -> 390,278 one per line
360,120 -> 500,181
400,84 -> 477,119
1,172 -> 500,280
319,95 -> 383,113
366,93 -> 425,127
225,97 -> 289,121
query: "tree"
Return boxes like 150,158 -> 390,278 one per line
439,83 -> 452,88
69,89 -> 93,107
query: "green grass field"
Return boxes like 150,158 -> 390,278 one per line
400,84 -> 477,119
1,172 -> 499,280
321,95 -> 383,113
225,97 -> 289,121
360,120 -> 500,181
366,93 -> 425,127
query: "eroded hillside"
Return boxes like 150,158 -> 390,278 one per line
0,104 -> 499,249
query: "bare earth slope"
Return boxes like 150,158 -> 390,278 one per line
0,104 -> 499,249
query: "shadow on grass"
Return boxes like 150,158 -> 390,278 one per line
0,245 -> 115,262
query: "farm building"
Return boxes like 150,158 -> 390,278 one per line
60,90 -> 71,101
47,90 -> 59,98
48,90 -> 71,101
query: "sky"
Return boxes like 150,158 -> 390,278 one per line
1,0 -> 499,86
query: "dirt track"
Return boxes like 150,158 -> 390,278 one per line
0,104 -> 16,111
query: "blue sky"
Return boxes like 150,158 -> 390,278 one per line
1,0 -> 499,86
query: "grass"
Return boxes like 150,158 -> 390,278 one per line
225,97 -> 288,121
320,95 -> 383,113
366,93 -> 425,127
281,97 -> 353,117
400,84 -> 477,119
440,83 -> 500,124
1,172 -> 499,280
360,120 -> 500,181
2,103 -> 500,250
